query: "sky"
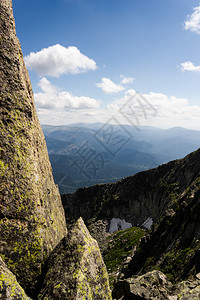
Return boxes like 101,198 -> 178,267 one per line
12,0 -> 200,130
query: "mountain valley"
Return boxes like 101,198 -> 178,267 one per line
43,124 -> 200,193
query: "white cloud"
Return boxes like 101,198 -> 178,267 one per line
120,75 -> 135,85
96,77 -> 125,94
34,77 -> 100,111
184,5 -> 200,34
106,90 -> 200,130
25,44 -> 97,77
180,61 -> 200,72
38,77 -> 58,94
34,81 -> 200,131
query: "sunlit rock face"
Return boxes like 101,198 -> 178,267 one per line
0,0 -> 67,295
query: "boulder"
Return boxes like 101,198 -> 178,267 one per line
38,218 -> 112,300
112,270 -> 200,300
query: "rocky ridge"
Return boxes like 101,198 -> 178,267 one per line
62,148 -> 200,231
62,148 -> 200,297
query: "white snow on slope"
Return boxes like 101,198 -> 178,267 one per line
109,218 -> 132,233
142,217 -> 153,229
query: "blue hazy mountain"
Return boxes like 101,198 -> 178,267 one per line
42,124 -> 200,193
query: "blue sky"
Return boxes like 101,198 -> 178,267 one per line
13,0 -> 200,129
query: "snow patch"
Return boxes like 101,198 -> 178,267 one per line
109,218 -> 132,233
142,217 -> 153,229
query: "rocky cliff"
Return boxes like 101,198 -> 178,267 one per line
0,1 -> 111,299
124,150 -> 200,282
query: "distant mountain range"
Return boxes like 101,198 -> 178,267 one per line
42,123 -> 200,193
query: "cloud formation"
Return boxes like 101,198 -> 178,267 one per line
34,77 -> 100,110
180,61 -> 200,72
25,44 -> 97,77
96,77 -> 125,94
120,75 -> 135,85
106,90 -> 200,130
35,86 -> 200,131
184,5 -> 200,34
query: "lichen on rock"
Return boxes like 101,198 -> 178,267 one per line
0,257 -> 31,300
0,0 -> 67,296
38,218 -> 112,300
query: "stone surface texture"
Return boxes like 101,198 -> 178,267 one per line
112,270 -> 200,300
38,218 -> 112,300
0,0 -> 67,295
0,257 -> 31,300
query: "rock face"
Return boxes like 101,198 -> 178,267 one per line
38,218 -> 112,300
113,270 -> 173,299
110,149 -> 200,299
0,257 -> 31,300
0,0 -> 67,296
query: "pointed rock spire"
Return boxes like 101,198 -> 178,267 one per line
0,0 -> 67,296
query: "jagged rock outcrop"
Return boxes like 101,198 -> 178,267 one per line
0,0 -> 67,296
0,257 -> 31,300
62,148 -> 200,230
112,270 -> 200,300
38,218 -> 112,300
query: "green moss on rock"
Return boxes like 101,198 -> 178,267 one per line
125,165 -> 200,283
157,244 -> 200,283
104,227 -> 145,273
38,218 -> 112,300
0,257 -> 31,300
0,0 -> 67,296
